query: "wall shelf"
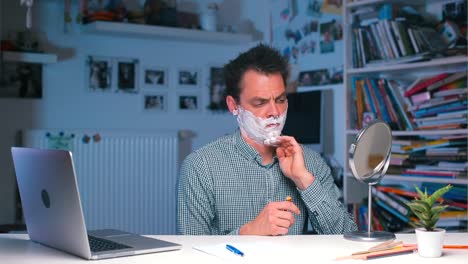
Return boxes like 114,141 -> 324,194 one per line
2,51 -> 58,64
346,129 -> 468,136
346,173 -> 468,185
81,21 -> 253,44
346,0 -> 425,9
347,56 -> 468,76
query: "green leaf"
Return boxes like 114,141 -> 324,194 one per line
431,205 -> 448,216
427,185 -> 453,206
414,185 -> 426,200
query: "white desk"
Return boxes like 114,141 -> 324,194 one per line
1,233 -> 467,263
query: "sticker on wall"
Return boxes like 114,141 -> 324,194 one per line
46,132 -> 74,151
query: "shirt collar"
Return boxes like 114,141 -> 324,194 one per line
233,129 -> 277,167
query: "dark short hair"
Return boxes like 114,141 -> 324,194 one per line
223,43 -> 289,103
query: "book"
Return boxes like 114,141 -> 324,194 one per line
365,52 -> 430,66
376,186 -> 420,200
356,79 -> 365,129
350,77 -> 360,129
369,79 -> 391,123
410,91 -> 431,105
372,187 -> 411,217
402,169 -> 462,178
407,28 -> 420,53
375,197 -> 410,223
390,20 -> 405,56
413,100 -> 468,118
358,28 -> 368,65
416,123 -> 466,130
438,78 -> 467,91
375,206 -> 407,232
362,79 -> 378,117
402,139 -> 451,152
376,21 -> 395,59
426,71 -> 468,91
433,88 -> 467,97
386,80 -> 414,130
409,94 -> 466,111
409,154 -> 467,162
415,117 -> 467,127
382,19 -> 401,58
378,79 -> 400,128
396,20 -> 415,56
404,73 -> 450,97
414,111 -> 467,123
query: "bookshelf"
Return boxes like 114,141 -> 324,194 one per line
343,0 -> 467,232
2,51 -> 58,64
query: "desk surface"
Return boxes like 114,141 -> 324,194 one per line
1,233 -> 467,263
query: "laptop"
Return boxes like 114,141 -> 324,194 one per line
11,147 -> 182,260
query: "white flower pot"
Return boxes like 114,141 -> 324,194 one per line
415,227 -> 446,258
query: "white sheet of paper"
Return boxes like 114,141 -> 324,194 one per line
193,241 -> 284,262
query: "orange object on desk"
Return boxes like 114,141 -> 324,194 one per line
403,244 -> 468,249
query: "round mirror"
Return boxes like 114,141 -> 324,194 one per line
349,121 -> 392,185
344,120 -> 395,242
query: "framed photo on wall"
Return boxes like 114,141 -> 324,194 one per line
143,66 -> 168,88
143,93 -> 168,112
177,68 -> 200,87
115,58 -> 139,93
0,62 -> 42,98
208,66 -> 227,111
177,93 -> 200,112
86,55 -> 112,92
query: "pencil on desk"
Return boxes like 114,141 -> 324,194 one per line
364,249 -> 415,260
403,244 -> 468,249
353,241 -> 403,255
367,239 -> 395,251
335,246 -> 417,260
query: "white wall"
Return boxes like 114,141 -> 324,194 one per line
0,0 -> 345,225
0,0 -> 267,225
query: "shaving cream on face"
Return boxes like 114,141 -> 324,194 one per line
234,106 -> 287,146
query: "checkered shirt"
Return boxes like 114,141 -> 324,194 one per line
177,130 -> 357,235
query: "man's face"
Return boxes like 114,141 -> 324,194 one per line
237,70 -> 288,124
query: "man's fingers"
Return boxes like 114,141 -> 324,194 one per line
276,147 -> 285,158
272,226 -> 289,236
277,211 -> 296,225
277,201 -> 301,215
275,217 -> 293,228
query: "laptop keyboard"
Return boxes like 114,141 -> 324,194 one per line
88,235 -> 132,252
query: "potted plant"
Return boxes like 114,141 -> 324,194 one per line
406,184 -> 453,258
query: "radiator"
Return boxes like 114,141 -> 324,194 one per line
21,129 -> 193,235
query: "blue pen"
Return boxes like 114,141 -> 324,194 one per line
226,244 -> 244,257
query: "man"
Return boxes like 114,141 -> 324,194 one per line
177,44 -> 357,235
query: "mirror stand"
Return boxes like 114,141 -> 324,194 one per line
343,120 -> 395,242
343,184 -> 395,242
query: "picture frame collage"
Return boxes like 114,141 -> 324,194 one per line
86,55 -> 215,113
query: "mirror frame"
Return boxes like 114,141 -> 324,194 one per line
348,120 -> 392,184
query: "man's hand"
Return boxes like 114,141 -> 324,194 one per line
275,136 -> 315,190
239,201 -> 301,236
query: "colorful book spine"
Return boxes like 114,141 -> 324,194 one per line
366,79 -> 383,120
404,73 -> 450,97
372,188 -> 410,216
385,80 -> 414,130
375,198 -> 410,223
370,79 -> 391,123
